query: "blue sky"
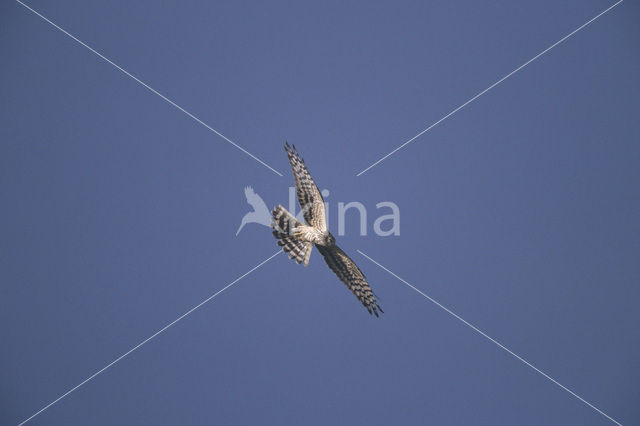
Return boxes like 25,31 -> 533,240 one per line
1,1 -> 638,424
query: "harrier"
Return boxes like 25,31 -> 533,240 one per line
272,143 -> 383,317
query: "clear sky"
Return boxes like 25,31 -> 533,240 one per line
2,1 -> 638,424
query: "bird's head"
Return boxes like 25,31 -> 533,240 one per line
324,232 -> 336,246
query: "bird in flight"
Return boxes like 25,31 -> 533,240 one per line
271,143 -> 383,317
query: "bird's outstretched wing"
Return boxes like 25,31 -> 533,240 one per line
316,244 -> 383,317
285,143 -> 327,232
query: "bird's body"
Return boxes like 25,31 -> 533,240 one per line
271,143 -> 383,317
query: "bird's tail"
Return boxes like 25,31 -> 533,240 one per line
271,205 -> 313,266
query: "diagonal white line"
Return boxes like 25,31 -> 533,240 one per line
18,250 -> 282,426
356,0 -> 623,176
357,250 -> 622,426
15,0 -> 283,177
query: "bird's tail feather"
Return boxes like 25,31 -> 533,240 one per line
271,205 -> 313,266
